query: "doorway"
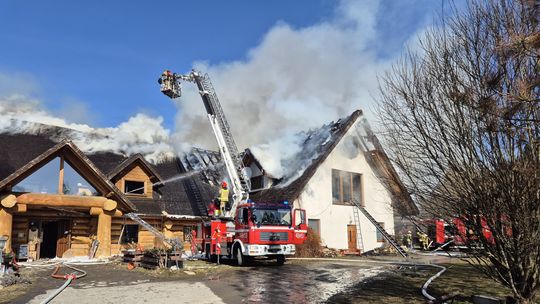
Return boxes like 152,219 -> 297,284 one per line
40,222 -> 58,258
39,220 -> 71,259
347,224 -> 357,251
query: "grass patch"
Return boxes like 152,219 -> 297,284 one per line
327,259 -> 534,304
0,267 -> 40,304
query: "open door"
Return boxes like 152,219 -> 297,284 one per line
293,209 -> 308,244
56,220 -> 71,258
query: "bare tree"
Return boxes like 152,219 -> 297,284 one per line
378,0 -> 539,302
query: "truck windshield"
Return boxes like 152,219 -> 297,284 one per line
252,208 -> 291,226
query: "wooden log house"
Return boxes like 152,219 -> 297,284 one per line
0,130 -> 216,259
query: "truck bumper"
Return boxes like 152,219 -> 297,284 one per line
243,244 -> 296,256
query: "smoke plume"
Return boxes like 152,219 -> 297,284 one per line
172,0 -> 393,178
0,93 -> 174,163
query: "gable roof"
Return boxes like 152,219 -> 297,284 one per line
249,110 -> 363,203
0,139 -> 136,212
107,153 -> 163,183
0,128 -> 217,217
0,132 -> 59,182
248,110 -> 419,216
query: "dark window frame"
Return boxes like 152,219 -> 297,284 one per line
376,222 -> 385,242
124,180 -> 145,195
308,219 -> 321,237
121,224 -> 139,244
250,175 -> 264,190
331,169 -> 363,206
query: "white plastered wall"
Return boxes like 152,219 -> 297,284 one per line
294,120 -> 395,252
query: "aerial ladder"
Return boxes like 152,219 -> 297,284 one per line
158,69 -> 307,265
158,70 -> 251,219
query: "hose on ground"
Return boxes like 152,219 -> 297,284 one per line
39,263 -> 87,304
290,257 -> 447,303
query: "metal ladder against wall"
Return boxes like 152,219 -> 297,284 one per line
352,206 -> 365,253
351,199 -> 408,258
125,213 -> 183,250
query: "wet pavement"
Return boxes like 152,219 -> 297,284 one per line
8,259 -> 386,304
202,259 -> 384,303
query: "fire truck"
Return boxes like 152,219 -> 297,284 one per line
158,70 -> 308,265
426,217 -> 495,249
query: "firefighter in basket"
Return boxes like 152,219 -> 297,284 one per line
218,181 -> 229,216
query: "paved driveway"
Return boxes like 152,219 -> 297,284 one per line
16,259 -> 384,304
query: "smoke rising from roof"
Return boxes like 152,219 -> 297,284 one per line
0,93 -> 174,163
172,0 -> 391,177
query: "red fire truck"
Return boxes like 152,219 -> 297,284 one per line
202,201 -> 307,265
159,70 -> 307,265
427,217 -> 494,249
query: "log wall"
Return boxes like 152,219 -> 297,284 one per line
9,212 -> 200,258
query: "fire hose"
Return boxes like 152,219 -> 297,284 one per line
39,263 -> 87,304
290,257 -> 448,303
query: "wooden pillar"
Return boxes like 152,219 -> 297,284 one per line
96,210 -> 112,257
58,156 -> 65,194
0,208 -> 13,253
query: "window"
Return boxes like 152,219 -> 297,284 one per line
376,222 -> 385,242
252,208 -> 291,226
124,180 -> 145,195
13,156 -> 99,196
250,176 -> 264,189
308,219 -> 320,237
183,226 -> 197,241
331,169 -> 362,206
121,225 -> 139,244
237,208 -> 249,225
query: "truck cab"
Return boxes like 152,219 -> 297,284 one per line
201,201 -> 307,265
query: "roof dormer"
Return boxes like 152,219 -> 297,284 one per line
108,154 -> 162,199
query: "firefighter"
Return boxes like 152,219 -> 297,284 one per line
219,181 -> 229,216
404,231 -> 413,251
208,201 -> 217,218
417,232 -> 430,250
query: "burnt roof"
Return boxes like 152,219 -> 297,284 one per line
248,110 -> 418,216
250,110 -> 363,203
180,147 -> 223,186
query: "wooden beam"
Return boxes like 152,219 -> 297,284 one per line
58,155 -> 65,194
89,207 -> 122,217
96,210 -> 112,257
11,203 -> 27,213
16,193 -> 117,210
0,208 -> 13,252
103,199 -> 117,211
1,194 -> 17,208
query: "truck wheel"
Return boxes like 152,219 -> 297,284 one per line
235,246 -> 245,266
276,255 -> 285,266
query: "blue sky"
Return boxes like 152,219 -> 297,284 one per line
0,1 -> 444,128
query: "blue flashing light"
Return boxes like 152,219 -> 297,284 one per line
283,201 -> 289,205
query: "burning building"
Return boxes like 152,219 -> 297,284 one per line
245,110 -> 418,253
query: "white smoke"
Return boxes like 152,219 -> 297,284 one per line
0,93 -> 174,163
172,0 -> 391,178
